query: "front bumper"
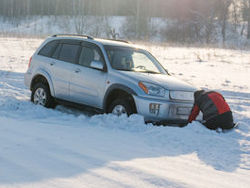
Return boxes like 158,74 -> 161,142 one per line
133,95 -> 193,125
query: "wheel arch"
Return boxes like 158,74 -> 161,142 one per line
30,71 -> 55,97
103,84 -> 137,113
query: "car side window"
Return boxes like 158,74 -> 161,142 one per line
52,44 -> 62,59
38,40 -> 58,57
78,45 -> 104,68
58,43 -> 80,64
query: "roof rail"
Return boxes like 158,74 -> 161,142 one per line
103,38 -> 130,44
51,34 -> 130,44
51,34 -> 94,40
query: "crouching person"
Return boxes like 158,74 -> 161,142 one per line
188,90 -> 234,130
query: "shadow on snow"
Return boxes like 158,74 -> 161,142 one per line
0,70 -> 249,185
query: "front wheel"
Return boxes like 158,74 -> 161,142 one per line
108,98 -> 134,116
31,83 -> 55,108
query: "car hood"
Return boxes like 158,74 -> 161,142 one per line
119,71 -> 196,91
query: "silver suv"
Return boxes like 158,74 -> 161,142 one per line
25,34 -> 196,124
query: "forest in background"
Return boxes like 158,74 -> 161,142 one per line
0,0 -> 249,44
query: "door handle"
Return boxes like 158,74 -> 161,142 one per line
75,68 -> 81,73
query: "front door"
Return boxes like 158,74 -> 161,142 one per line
69,43 -> 108,109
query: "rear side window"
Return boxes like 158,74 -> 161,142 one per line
38,40 -> 58,57
58,44 -> 80,64
52,44 -> 61,59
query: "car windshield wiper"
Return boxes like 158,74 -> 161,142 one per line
115,68 -> 132,71
115,68 -> 160,74
137,70 -> 161,74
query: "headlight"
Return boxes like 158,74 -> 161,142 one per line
138,82 -> 166,97
170,91 -> 194,101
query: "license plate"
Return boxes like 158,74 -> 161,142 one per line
177,107 -> 192,115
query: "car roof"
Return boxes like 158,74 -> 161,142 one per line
49,34 -> 139,49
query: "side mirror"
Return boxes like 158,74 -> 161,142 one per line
90,61 -> 104,71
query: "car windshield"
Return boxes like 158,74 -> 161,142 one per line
104,45 -> 167,74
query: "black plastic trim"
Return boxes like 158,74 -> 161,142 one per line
103,84 -> 137,110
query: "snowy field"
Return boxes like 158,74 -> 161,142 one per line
0,37 -> 250,188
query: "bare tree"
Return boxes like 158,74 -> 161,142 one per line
247,0 -> 250,39
204,9 -> 217,44
73,0 -> 86,35
240,0 -> 250,39
218,0 -> 232,44
74,15 -> 86,34
122,0 -> 150,40
231,0 -> 240,32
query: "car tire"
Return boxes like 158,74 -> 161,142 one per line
108,98 -> 134,116
31,82 -> 56,108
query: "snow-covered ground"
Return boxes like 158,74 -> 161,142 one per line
0,38 -> 250,188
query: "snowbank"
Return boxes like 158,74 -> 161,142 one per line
0,38 -> 249,188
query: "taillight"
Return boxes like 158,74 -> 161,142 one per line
28,57 -> 32,68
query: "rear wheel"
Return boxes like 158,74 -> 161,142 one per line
108,98 -> 134,116
31,82 -> 55,108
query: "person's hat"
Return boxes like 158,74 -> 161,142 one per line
194,90 -> 205,99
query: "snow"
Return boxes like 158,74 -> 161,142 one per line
0,38 -> 250,188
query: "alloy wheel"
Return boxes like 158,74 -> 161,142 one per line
33,88 -> 47,106
112,105 -> 127,116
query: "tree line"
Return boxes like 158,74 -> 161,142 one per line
0,0 -> 171,17
0,0 -> 249,42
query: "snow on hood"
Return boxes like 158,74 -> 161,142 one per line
120,71 -> 196,91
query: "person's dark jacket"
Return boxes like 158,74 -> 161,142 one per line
188,90 -> 231,123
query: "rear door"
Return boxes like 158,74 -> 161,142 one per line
69,42 -> 108,108
48,40 -> 81,100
